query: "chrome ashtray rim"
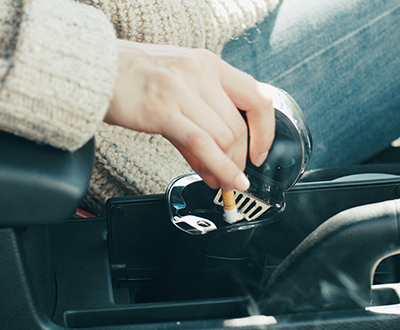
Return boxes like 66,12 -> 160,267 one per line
166,174 -> 285,236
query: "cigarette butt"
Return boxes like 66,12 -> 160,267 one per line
222,190 -> 236,210
222,189 -> 240,223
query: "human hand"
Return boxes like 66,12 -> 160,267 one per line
105,39 -> 275,191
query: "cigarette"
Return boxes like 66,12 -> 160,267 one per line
221,189 -> 241,224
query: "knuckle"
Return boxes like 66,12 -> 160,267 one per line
231,118 -> 248,142
178,55 -> 204,76
264,93 -> 274,107
197,48 -> 217,61
191,48 -> 218,71
215,128 -> 235,151
258,91 -> 274,109
185,130 -> 208,151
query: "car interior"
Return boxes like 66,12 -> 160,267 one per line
2,94 -> 400,329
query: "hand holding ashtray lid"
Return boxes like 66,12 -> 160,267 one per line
166,87 -> 312,235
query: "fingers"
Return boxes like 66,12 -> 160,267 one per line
163,115 -> 250,192
182,87 -> 248,171
171,141 -> 220,189
219,62 -> 276,167
246,85 -> 275,166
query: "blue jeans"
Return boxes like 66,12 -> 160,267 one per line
222,0 -> 400,169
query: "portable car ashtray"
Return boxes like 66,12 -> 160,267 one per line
159,88 -> 312,301
166,87 -> 312,236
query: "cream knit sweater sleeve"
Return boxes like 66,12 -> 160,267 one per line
0,0 -> 118,151
75,0 -> 279,54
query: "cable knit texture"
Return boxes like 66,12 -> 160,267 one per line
76,0 -> 279,54
0,0 -> 118,151
83,123 -> 193,214
0,0 -> 279,215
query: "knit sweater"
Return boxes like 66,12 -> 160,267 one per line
0,0 -> 118,151
0,0 -> 279,214
76,0 -> 279,54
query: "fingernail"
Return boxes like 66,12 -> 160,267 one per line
254,151 -> 269,167
234,173 -> 250,191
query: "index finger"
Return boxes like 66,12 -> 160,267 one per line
162,113 -> 250,192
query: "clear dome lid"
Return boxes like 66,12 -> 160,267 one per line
245,87 -> 312,195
